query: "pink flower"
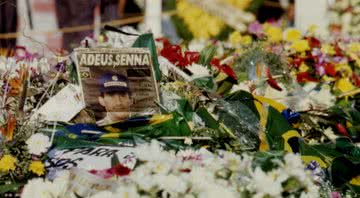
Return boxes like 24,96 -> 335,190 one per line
248,21 -> 263,37
331,192 -> 341,198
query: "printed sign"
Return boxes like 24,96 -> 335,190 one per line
75,48 -> 160,126
46,146 -> 137,172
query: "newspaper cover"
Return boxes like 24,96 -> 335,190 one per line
75,48 -> 160,126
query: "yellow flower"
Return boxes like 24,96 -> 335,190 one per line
349,43 -> 360,54
265,26 -> 283,43
29,161 -> 45,176
322,75 -> 335,82
0,154 -> 16,172
321,44 -> 335,55
241,35 -> 253,45
335,78 -> 355,93
229,31 -> 242,44
299,63 -> 309,72
291,40 -> 310,53
224,0 -> 252,10
177,0 -> 225,39
336,63 -> 352,76
284,28 -> 302,42
307,25 -> 318,35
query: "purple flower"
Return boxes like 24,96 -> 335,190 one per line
306,161 -> 326,183
248,21 -> 263,37
55,61 -> 66,73
316,64 -> 326,76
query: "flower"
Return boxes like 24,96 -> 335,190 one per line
21,178 -> 55,198
229,31 -> 242,44
241,35 -> 253,45
265,26 -> 282,42
0,154 -> 16,172
29,161 -> 45,176
321,44 -> 336,55
335,78 -> 355,93
291,40 -> 310,53
284,28 -> 302,42
248,21 -> 263,36
26,133 -> 51,156
251,167 -> 283,198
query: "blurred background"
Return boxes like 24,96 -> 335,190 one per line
0,0 -> 357,55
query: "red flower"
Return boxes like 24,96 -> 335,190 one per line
156,37 -> 171,47
210,58 -> 237,80
306,37 -> 321,48
352,72 -> 360,87
160,44 -> 200,67
291,57 -> 304,68
335,123 -> 349,137
184,51 -> 200,65
266,67 -> 282,91
112,163 -> 132,176
334,43 -> 344,57
179,168 -> 191,173
296,72 -> 319,83
89,163 -> 131,179
323,63 -> 337,77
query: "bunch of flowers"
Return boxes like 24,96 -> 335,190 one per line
174,0 -> 256,40
328,0 -> 360,36
157,38 -> 238,95
21,140 -> 323,198
0,47 -> 73,196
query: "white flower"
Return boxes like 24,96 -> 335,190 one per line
187,63 -> 211,79
198,185 -> 236,198
324,127 -> 338,141
114,185 -> 140,198
21,178 -> 56,198
51,171 -> 70,197
154,174 -> 188,194
26,133 -> 51,155
89,191 -> 115,198
251,167 -> 283,198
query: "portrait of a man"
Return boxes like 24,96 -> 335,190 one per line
96,72 -> 133,126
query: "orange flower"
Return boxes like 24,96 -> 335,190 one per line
8,78 -> 22,96
1,114 -> 16,141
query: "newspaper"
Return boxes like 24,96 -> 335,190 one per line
75,48 -> 160,126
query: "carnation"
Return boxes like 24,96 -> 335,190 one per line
26,133 -> 51,156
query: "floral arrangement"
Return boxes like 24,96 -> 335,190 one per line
328,0 -> 360,36
0,47 -> 75,196
21,140 -> 324,198
172,0 -> 260,40
0,24 -> 359,197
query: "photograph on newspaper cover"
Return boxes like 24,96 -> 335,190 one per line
75,48 -> 160,126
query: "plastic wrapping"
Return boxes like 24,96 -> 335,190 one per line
215,99 -> 260,150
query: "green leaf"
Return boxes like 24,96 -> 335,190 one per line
216,99 -> 260,150
224,90 -> 260,119
265,106 -> 293,150
0,183 -> 23,194
252,151 -> 285,172
176,99 -> 194,121
198,45 -> 217,66
193,77 -> 216,92
330,157 -> 360,188
216,80 -> 234,95
196,107 -> 220,129
132,33 -> 161,81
